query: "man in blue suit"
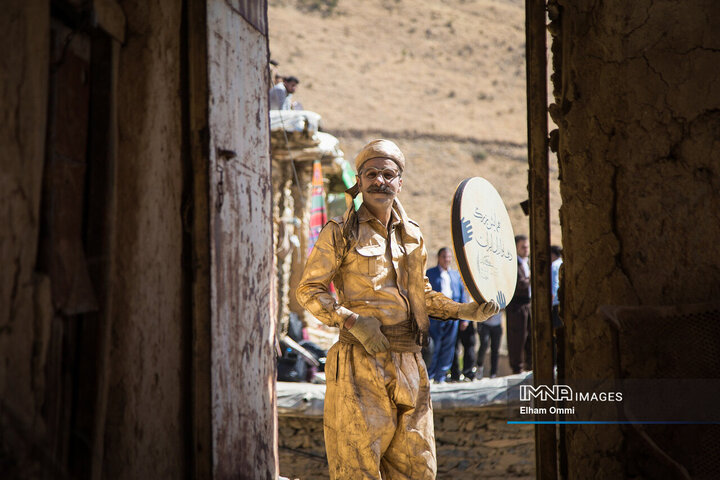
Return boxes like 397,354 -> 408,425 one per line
426,247 -> 469,382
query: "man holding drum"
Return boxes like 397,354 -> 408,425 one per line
296,139 -> 499,479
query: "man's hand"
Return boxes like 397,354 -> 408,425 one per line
458,300 -> 501,322
347,315 -> 390,355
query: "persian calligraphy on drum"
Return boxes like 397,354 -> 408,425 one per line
451,177 -> 517,308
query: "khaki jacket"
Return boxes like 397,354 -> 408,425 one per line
296,204 -> 462,345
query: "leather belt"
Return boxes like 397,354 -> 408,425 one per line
339,320 -> 421,353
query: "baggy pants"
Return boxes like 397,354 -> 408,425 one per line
324,329 -> 436,479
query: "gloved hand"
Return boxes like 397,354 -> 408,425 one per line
458,300 -> 501,322
348,315 -> 390,355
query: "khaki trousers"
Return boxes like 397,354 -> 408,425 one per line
324,342 -> 436,479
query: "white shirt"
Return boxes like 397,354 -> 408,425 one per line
551,258 -> 563,306
519,256 -> 531,297
439,267 -> 453,298
519,256 -> 530,277
269,83 -> 293,110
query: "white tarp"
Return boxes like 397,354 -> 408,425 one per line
270,109 -> 322,134
316,131 -> 344,160
277,372 -> 533,417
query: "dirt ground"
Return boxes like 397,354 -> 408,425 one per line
269,0 -> 561,256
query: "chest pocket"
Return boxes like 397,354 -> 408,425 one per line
354,244 -> 385,276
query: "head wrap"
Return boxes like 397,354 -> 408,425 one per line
354,139 -> 406,173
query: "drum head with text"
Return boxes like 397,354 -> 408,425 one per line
451,177 -> 517,308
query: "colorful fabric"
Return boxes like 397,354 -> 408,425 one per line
308,159 -> 327,256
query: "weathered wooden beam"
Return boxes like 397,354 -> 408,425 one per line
206,0 -> 277,477
525,0 -> 557,479
92,0 -> 125,43
87,34 -> 121,480
185,0 -> 213,478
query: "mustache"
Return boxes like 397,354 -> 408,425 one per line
366,185 -> 392,194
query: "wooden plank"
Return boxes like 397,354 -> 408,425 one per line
92,0 -> 126,43
226,0 -> 267,35
186,0 -> 213,478
44,24 -> 97,316
525,0 -> 557,479
206,0 -> 277,478
87,34 -> 121,480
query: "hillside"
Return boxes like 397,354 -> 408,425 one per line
269,0 -> 561,255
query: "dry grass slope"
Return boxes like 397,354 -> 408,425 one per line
269,0 -> 561,256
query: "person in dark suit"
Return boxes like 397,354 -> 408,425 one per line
450,317 -> 478,381
507,235 -> 532,374
426,247 -> 469,382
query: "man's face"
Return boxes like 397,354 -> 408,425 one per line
438,250 -> 453,270
357,158 -> 402,211
516,239 -> 529,259
285,80 -> 298,93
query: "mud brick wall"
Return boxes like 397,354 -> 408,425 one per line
552,0 -> 720,477
278,407 -> 534,479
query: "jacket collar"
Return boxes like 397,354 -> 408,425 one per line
357,203 -> 401,227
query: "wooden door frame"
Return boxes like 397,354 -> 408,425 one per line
525,0 -> 557,479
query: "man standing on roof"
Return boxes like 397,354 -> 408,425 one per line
269,75 -> 299,110
296,139 -> 499,479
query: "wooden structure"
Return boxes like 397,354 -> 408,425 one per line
549,1 -> 720,478
4,1 -> 720,479
269,112 -> 349,337
1,0 -> 276,478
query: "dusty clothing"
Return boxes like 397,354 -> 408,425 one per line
296,202 -> 463,479
324,343 -> 436,480
296,204 -> 461,340
339,320 -> 421,353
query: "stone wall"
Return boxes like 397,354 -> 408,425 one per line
278,407 -> 534,479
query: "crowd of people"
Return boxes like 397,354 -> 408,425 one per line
268,64 -> 565,382
423,236 -> 563,383
285,135 -> 564,477
268,60 -> 566,387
